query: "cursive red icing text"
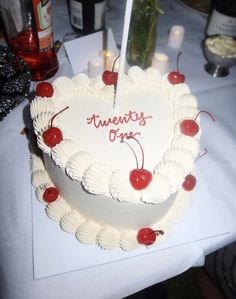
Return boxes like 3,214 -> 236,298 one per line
86,110 -> 153,142
86,111 -> 152,128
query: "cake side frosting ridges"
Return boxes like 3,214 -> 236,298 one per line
31,152 -> 192,251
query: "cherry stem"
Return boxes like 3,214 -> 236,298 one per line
50,106 -> 69,128
43,65 -> 59,82
128,136 -> 146,169
121,139 -> 139,169
194,110 -> 216,122
112,55 -> 120,72
154,230 -> 164,236
196,147 -> 208,162
176,52 -> 182,73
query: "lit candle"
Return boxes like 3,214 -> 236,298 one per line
152,52 -> 169,74
168,25 -> 185,48
101,49 -> 115,70
88,56 -> 104,78
115,0 -> 134,109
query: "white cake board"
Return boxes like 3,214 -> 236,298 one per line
32,169 -> 230,279
64,28 -> 118,75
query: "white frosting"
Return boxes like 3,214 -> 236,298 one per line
66,151 -> 95,181
155,161 -> 185,193
31,169 -> 50,188
36,134 -> 52,154
51,139 -> 79,168
31,153 -> 193,250
72,73 -> 90,92
164,148 -> 194,172
30,153 -> 45,172
45,198 -> 71,221
110,169 -> 141,202
82,162 -> 113,195
97,227 -> 120,250
30,97 -> 55,119
176,94 -> 198,109
120,231 -> 140,251
142,173 -> 172,204
33,111 -> 55,136
76,221 -> 101,244
30,66 -> 200,250
174,106 -> 198,123
172,135 -> 199,157
60,210 -> 85,233
53,76 -> 75,97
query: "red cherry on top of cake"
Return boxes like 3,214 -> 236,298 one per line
180,110 -> 215,137
168,52 -> 185,85
121,136 -> 152,190
102,70 -> 118,85
36,82 -> 54,97
102,55 -> 120,86
130,169 -> 152,191
43,186 -> 59,203
42,106 -> 69,148
137,228 -> 164,246
35,65 -> 59,97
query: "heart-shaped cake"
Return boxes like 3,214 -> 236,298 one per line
30,66 -> 200,250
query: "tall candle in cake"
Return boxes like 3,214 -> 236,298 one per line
115,0 -> 134,109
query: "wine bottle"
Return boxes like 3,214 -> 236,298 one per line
207,0 -> 236,36
0,0 -> 59,81
68,0 -> 106,35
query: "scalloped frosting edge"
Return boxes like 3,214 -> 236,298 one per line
30,67 -> 200,205
31,152 -> 192,251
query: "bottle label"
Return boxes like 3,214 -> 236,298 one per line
207,10 -> 236,36
94,1 -> 106,30
70,0 -> 83,30
33,0 -> 53,51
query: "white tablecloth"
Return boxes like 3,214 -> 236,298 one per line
1,1 -> 236,298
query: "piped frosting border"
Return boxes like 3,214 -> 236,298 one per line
31,152 -> 192,251
30,67 -> 200,205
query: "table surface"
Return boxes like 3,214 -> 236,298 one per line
1,0 -> 236,299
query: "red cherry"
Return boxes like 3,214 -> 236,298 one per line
130,169 -> 152,190
36,82 -> 54,97
102,70 -> 118,85
137,228 -> 164,246
168,71 -> 185,84
180,119 -> 199,137
43,187 -> 59,203
168,52 -> 185,85
137,227 -> 156,245
102,55 -> 120,86
180,110 -> 215,137
42,106 -> 69,147
182,174 -> 196,191
42,127 -> 63,148
121,137 -> 152,190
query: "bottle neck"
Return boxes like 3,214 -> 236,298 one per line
214,0 -> 236,17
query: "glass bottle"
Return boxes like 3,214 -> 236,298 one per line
207,0 -> 236,36
68,0 -> 106,36
127,0 -> 163,69
0,0 -> 59,81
